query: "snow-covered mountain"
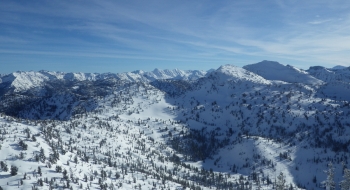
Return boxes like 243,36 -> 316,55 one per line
1,61 -> 350,190
243,60 -> 323,85
331,65 -> 347,70
307,66 -> 350,83
0,69 -> 207,92
142,68 -> 207,81
209,64 -> 271,85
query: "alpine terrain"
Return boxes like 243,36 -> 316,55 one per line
1,60 -> 350,190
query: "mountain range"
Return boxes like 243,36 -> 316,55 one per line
0,60 -> 350,190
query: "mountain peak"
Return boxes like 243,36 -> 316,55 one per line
211,64 -> 271,84
244,60 -> 323,85
258,60 -> 283,66
308,66 -> 326,71
331,65 -> 347,70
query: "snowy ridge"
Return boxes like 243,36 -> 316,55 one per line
307,66 -> 350,83
210,64 -> 271,85
244,60 -> 323,85
0,69 -> 207,92
0,71 -> 52,92
143,68 -> 206,81
331,65 -> 347,70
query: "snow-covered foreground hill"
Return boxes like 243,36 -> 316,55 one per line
1,61 -> 350,190
0,83 -> 263,190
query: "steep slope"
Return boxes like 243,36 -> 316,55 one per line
244,60 -> 323,85
0,71 -> 52,92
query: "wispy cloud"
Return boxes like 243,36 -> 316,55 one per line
1,0 -> 350,73
308,19 -> 333,25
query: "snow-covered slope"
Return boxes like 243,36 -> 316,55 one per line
317,81 -> 350,101
331,65 -> 347,70
244,60 -> 323,85
0,69 -> 207,92
0,71 -> 53,92
143,69 -> 206,80
1,61 -> 350,190
210,64 -> 271,85
307,66 -> 350,83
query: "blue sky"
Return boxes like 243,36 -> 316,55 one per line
1,0 -> 350,74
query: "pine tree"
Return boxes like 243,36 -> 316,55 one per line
10,165 -> 18,176
115,172 -> 120,179
38,166 -> 42,176
340,168 -> 350,190
39,147 -> 46,162
63,169 -> 68,180
276,172 -> 286,190
37,178 -> 43,186
324,162 -> 335,190
0,161 -> 8,172
32,135 -> 36,142
55,165 -> 62,172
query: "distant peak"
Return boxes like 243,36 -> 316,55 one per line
131,70 -> 144,74
261,60 -> 279,63
243,60 -> 323,85
331,65 -> 347,70
308,66 -> 326,70
257,60 -> 283,65
217,64 -> 237,69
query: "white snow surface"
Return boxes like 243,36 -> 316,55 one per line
307,66 -> 350,83
331,65 -> 347,70
244,60 -> 324,85
210,64 -> 271,85
0,69 -> 207,91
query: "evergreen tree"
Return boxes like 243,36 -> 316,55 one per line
37,178 -> 43,186
32,135 -> 36,142
115,172 -> 120,179
19,140 -> 27,150
39,147 -> 46,162
63,169 -> 68,180
38,166 -> 42,176
276,172 -> 286,190
74,155 -> 78,164
340,168 -> 350,190
324,162 -> 335,190
55,165 -> 62,172
10,165 -> 18,176
0,161 -> 8,172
